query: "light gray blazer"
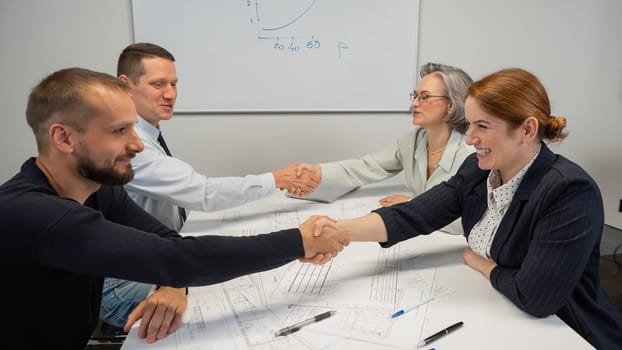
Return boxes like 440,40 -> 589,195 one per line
320,127 -> 474,234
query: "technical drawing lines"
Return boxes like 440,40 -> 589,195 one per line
288,259 -> 333,294
369,246 -> 400,304
338,307 -> 393,339
184,304 -> 208,343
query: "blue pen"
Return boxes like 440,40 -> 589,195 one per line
391,297 -> 437,318
391,289 -> 455,318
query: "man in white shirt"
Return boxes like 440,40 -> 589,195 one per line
99,42 -> 319,335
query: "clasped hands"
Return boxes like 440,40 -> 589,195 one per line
291,162 -> 412,206
273,162 -> 321,197
298,215 -> 346,264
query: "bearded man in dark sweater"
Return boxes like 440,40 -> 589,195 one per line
0,67 -> 348,349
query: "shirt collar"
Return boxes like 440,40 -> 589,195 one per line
436,129 -> 464,172
136,115 -> 160,142
487,145 -> 541,207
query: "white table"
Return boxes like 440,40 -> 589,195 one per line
122,183 -> 593,350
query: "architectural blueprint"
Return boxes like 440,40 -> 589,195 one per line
173,189 -> 454,349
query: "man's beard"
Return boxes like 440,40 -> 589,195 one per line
76,151 -> 135,186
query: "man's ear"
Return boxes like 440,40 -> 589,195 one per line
118,74 -> 130,85
49,123 -> 76,154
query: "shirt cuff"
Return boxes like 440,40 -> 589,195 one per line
260,172 -> 277,189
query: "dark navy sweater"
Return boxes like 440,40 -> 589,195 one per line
0,158 -> 303,349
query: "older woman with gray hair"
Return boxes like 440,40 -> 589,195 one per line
295,62 -> 474,235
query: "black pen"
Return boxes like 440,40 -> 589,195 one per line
417,321 -> 463,347
274,310 -> 336,337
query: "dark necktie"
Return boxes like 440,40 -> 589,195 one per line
157,132 -> 188,226
157,132 -> 173,157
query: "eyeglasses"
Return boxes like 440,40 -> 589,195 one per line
410,92 -> 448,102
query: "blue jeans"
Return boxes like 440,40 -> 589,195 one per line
100,278 -> 153,328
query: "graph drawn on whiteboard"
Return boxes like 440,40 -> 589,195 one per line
245,0 -> 349,59
132,0 -> 419,113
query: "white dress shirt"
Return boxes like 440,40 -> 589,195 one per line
125,117 -> 276,231
320,127 -> 475,234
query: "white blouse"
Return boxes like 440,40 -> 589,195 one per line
468,147 -> 541,258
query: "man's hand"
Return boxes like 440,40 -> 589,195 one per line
295,163 -> 322,181
378,194 -> 411,207
298,215 -> 349,264
463,247 -> 497,280
273,162 -> 321,197
124,286 -> 188,343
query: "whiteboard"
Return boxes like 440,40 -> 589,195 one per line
132,0 -> 419,113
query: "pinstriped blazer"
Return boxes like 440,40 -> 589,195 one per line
375,143 -> 622,350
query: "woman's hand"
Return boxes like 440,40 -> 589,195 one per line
378,194 -> 410,207
463,247 -> 497,280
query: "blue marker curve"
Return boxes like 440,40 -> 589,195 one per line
261,0 -> 316,31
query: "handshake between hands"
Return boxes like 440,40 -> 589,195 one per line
298,215 -> 347,265
273,163 -> 346,264
273,162 -> 322,197
273,162 -> 411,206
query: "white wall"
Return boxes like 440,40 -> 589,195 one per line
0,0 -> 134,177
1,0 -> 621,228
